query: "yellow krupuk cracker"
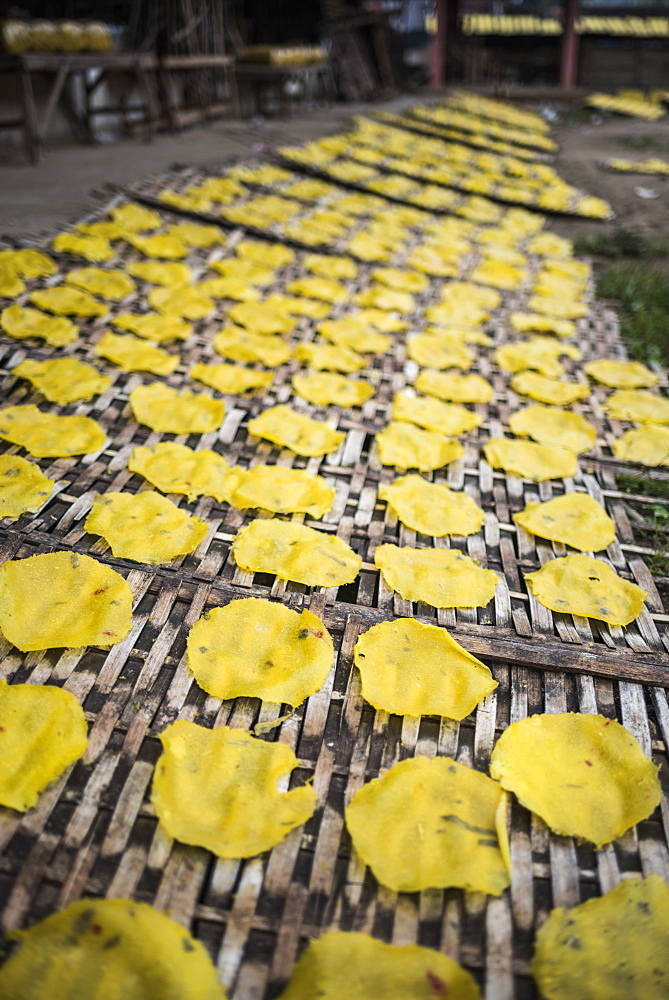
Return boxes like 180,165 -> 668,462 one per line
187,597 -> 333,705
13,358 -> 111,404
0,455 -> 55,520
85,491 -> 208,563
346,755 -> 509,894
354,618 -> 497,719
375,544 -> 498,608
277,931 -> 481,1000
0,405 -> 106,457
95,331 -> 178,375
376,422 -> 464,472
491,713 -> 661,847
532,875 -> 669,1000
514,493 -> 615,551
379,474 -> 484,537
233,518 -> 361,587
484,438 -> 578,481
130,383 -> 224,434
152,720 -> 317,857
224,464 -> 334,517
0,897 -> 226,1000
0,680 -> 87,811
248,405 -> 344,457
129,442 -> 230,502
524,553 -> 647,626
0,551 -> 133,651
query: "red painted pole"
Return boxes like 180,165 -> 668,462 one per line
560,0 -> 580,88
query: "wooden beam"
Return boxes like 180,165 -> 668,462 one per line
560,0 -> 581,88
432,0 -> 448,87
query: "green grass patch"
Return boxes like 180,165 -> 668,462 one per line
616,473 -> 669,501
595,260 -> 669,366
573,228 -> 669,259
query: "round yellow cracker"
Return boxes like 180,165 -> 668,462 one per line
152,720 -> 317,858
0,550 -> 133,651
0,454 -> 55,520
379,474 -> 484,537
187,597 -> 333,705
354,618 -> 497,719
532,875 -> 669,1000
0,680 -> 87,811
514,493 -> 615,551
509,405 -> 597,454
85,491 -> 208,563
0,897 -> 226,1000
490,713 -> 661,847
375,544 -> 498,608
232,518 -> 361,587
13,358 -> 111,404
276,931 -> 481,1000
129,442 -> 229,502
345,755 -> 510,894
524,553 -> 647,626
376,422 -> 464,472
0,405 -> 106,457
224,464 -> 334,517
248,405 -> 344,457
484,438 -> 578,481
130,383 -> 224,434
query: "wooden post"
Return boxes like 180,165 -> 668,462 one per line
559,0 -> 580,88
431,0 -> 448,87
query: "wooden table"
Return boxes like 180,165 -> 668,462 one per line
235,61 -> 334,118
0,52 -> 159,164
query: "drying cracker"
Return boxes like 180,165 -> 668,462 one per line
525,553 -> 647,626
224,465 -> 334,517
415,370 -> 494,404
129,442 -> 230,501
345,755 -> 509,894
376,422 -> 464,472
233,518 -> 361,586
392,391 -> 481,435
277,931 -> 481,1000
379,474 -> 484,537
292,372 -> 375,407
375,544 -> 498,608
129,383 -> 224,434
0,455 -> 54,520
532,875 -> 669,1000
0,897 -> 226,1000
491,713 -> 661,847
187,597 -> 333,705
152,720 -> 317,857
95,331 -> 178,375
484,438 -> 578,481
0,405 -> 106,457
585,359 -> 659,389
85,491 -> 208,563
612,424 -> 669,466
248,405 -> 344,457
65,266 -> 135,301
354,618 -> 496,719
0,551 -> 132,650
514,493 -> 615,551
13,358 -> 111,403
0,680 -> 87,811
509,405 -> 596,454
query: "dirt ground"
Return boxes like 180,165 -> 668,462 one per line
1,87 -> 668,241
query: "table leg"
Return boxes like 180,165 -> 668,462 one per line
20,68 -> 39,164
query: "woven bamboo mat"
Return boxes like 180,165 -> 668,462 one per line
1,181 -> 669,999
